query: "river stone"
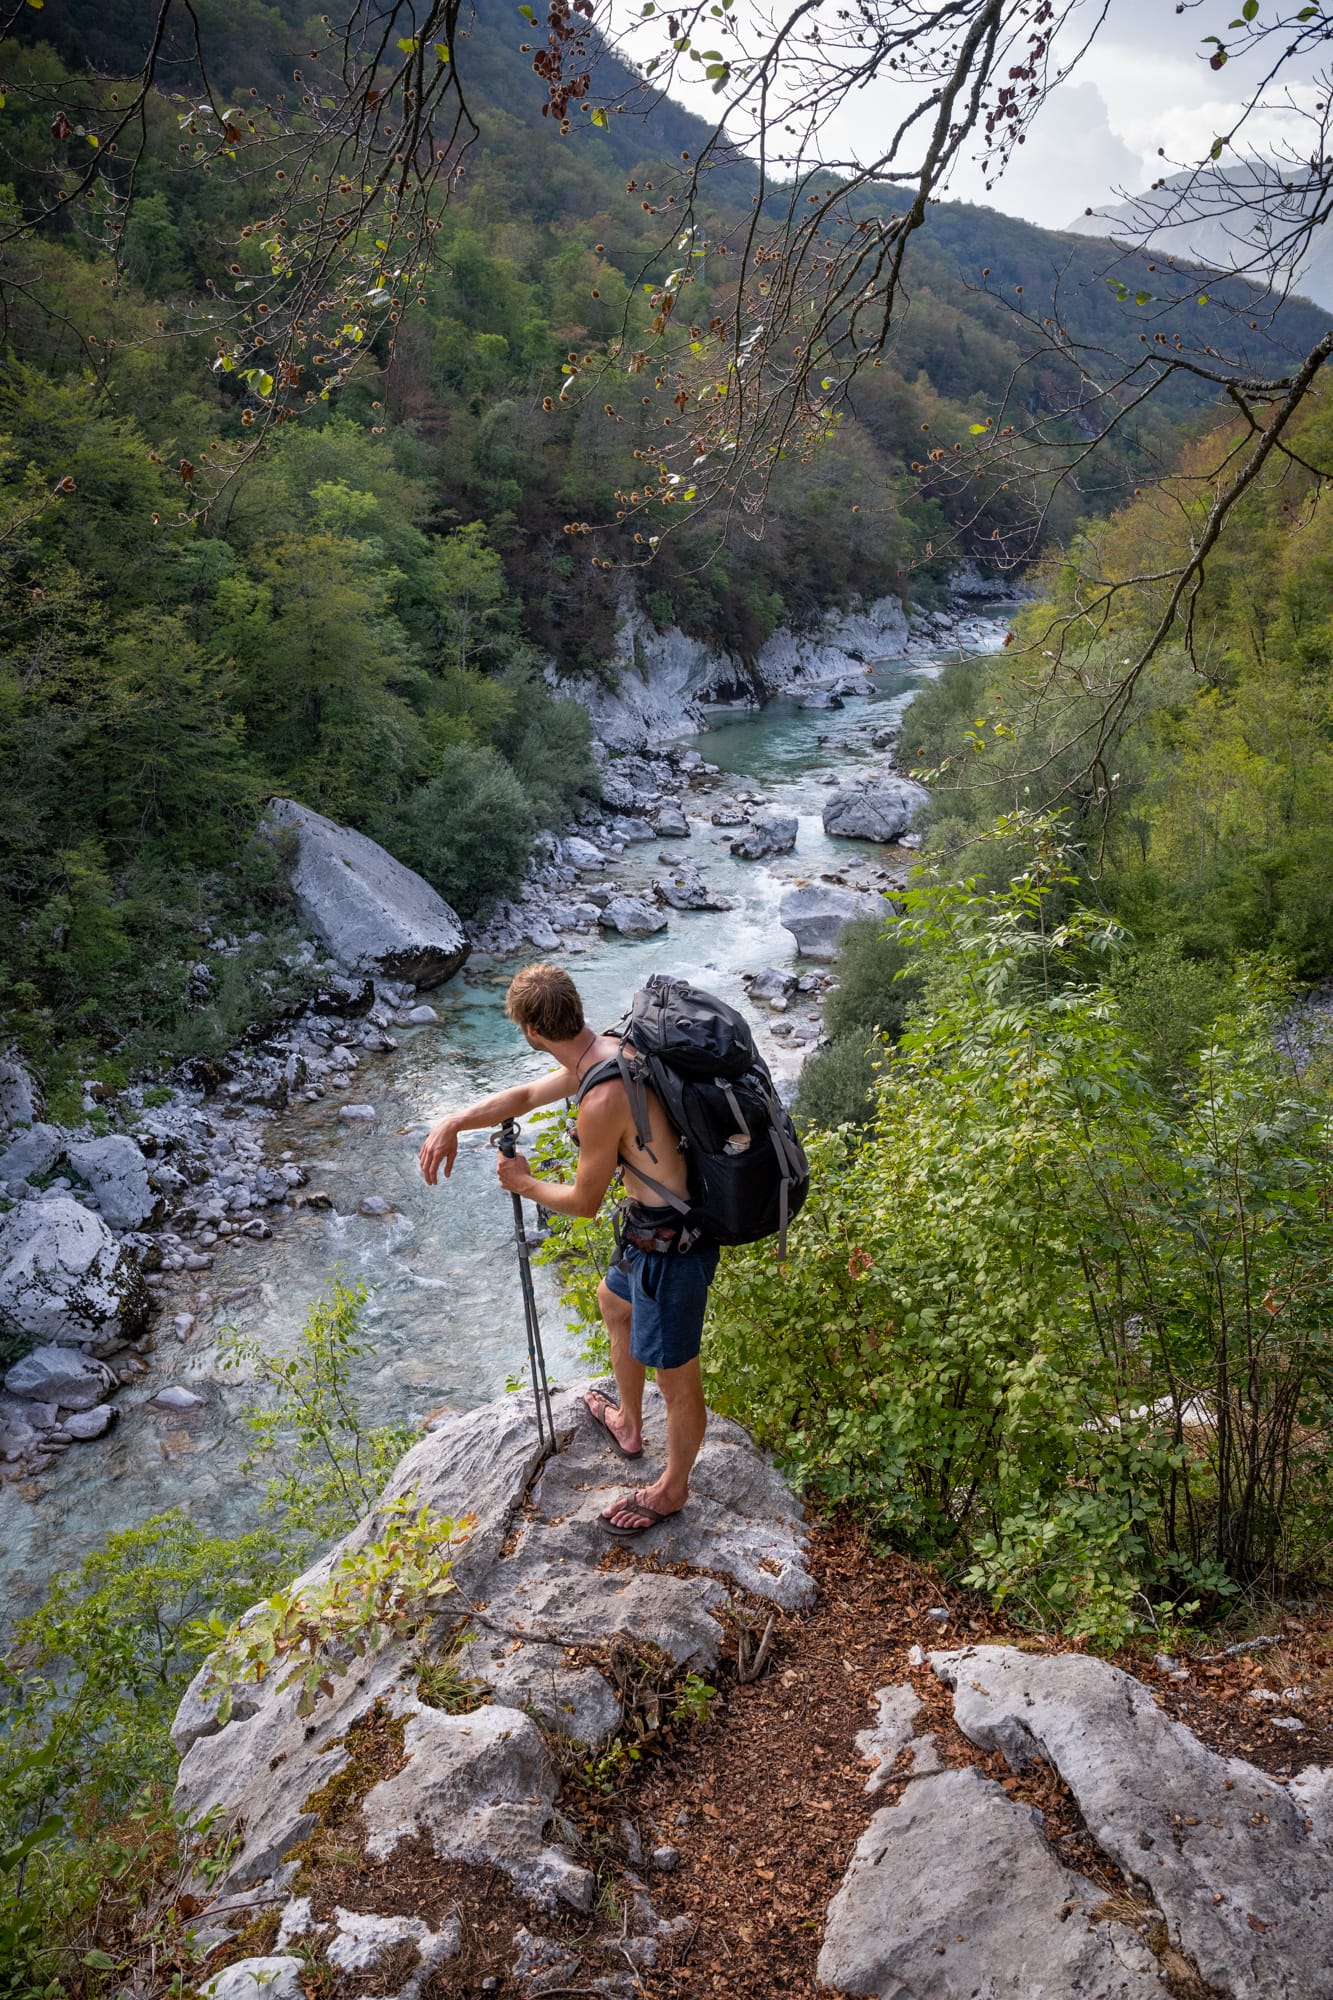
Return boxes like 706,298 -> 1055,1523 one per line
0,1394 -> 57,1431
729,813 -> 798,860
779,884 -> 869,960
3,1345 -> 115,1412
0,1058 -> 41,1131
201,1958 -> 306,2000
651,801 -> 690,837
817,1764 -> 1162,1998
598,895 -> 668,936
338,1103 -> 376,1123
64,1404 -> 116,1441
933,1645 -> 1333,1998
64,1136 -> 161,1230
654,867 -> 733,913
561,836 -> 605,872
0,1197 -> 149,1346
263,798 -> 469,990
746,968 -> 798,1002
406,1004 -> 439,1025
822,777 -> 927,843
152,1384 -> 206,1411
524,917 -> 561,949
0,1122 -> 64,1188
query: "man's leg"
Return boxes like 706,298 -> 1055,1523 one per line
630,1355 -> 706,1518
587,1276 -> 645,1454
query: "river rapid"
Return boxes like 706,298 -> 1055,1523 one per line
1,615 -> 1009,1620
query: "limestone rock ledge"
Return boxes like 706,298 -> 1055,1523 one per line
172,1383 -> 812,1924
818,1645 -> 1333,2000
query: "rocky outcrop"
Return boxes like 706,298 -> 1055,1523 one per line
933,1646 -> 1333,1999
172,1386 -> 811,1934
757,596 -> 909,694
263,799 -> 469,990
822,777 -> 928,843
779,884 -> 873,960
0,1197 -> 149,1349
567,603 -> 752,752
820,1647 -> 1333,1999
820,1762 -> 1162,1998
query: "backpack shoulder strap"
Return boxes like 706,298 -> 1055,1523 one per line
573,1045 -> 660,1165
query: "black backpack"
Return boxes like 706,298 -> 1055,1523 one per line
576,973 -> 809,1256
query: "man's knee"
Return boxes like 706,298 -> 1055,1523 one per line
656,1355 -> 705,1407
597,1278 -> 630,1325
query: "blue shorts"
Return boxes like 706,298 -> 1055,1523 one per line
605,1242 -> 720,1371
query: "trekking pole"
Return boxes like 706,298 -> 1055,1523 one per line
492,1117 -> 556,1458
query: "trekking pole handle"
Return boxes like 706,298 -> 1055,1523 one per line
492,1118 -> 521,1159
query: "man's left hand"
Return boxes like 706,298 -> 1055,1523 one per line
496,1149 -> 534,1196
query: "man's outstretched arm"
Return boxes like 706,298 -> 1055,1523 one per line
418,1066 -> 576,1185
495,1087 -> 622,1220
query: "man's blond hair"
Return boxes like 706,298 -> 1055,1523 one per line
504,962 -> 586,1042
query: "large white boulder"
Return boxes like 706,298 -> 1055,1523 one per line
64,1136 -> 161,1230
0,1197 -> 149,1347
263,798 -> 469,990
779,884 -> 872,960
823,777 -> 928,843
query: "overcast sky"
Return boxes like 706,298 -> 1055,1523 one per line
624,0 -> 1326,230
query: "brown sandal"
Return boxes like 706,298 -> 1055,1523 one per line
582,1390 -> 643,1461
600,1490 -> 683,1537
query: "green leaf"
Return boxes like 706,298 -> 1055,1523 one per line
518,4 -> 535,17
590,105 -> 608,127
434,41 -> 451,60
969,422 -> 988,434
1242,0 -> 1258,18
257,372 -> 274,397
1211,136 -> 1225,159
396,34 -> 419,52
1134,290 -> 1151,305
83,1952 -> 118,1971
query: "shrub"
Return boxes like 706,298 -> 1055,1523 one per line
378,742 -> 535,918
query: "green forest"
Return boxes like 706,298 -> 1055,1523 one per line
0,0 -> 1325,1104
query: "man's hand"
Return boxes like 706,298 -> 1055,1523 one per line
419,1116 -> 461,1186
496,1149 -> 534,1197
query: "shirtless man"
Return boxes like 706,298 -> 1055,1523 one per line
418,962 -> 718,1536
